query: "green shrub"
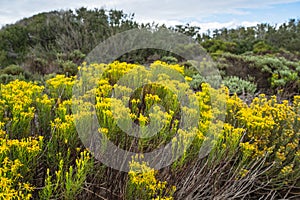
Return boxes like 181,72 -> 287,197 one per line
222,76 -> 257,95
253,41 -> 274,54
0,73 -> 26,84
1,64 -> 24,75
161,56 -> 178,64
59,60 -> 78,76
190,74 -> 206,90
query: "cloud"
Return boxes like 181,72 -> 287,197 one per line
0,0 -> 299,28
138,19 -> 260,33
190,21 -> 260,33
108,0 -> 300,22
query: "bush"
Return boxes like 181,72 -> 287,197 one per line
253,41 -> 274,54
0,64 -> 32,84
0,73 -> 26,84
0,61 -> 299,199
222,76 -> 257,95
58,60 -> 78,76
216,53 -> 300,96
161,56 -> 178,64
189,74 -> 206,90
1,64 -> 24,75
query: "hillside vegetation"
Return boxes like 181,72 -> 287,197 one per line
0,8 -> 299,200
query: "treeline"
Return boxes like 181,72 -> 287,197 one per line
196,19 -> 300,54
1,8 -> 300,68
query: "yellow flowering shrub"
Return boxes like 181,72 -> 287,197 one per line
150,61 -> 184,75
0,80 -> 44,137
0,128 -> 43,199
127,156 -> 176,200
102,61 -> 140,85
46,74 -> 75,100
0,158 -> 33,200
226,94 -> 300,187
237,96 -> 297,152
36,94 -> 55,133
0,61 -> 299,199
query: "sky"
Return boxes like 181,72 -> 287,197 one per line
0,0 -> 300,32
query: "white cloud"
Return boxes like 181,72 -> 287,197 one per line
137,19 -> 259,33
111,0 -> 300,23
190,21 -> 260,33
0,0 -> 299,28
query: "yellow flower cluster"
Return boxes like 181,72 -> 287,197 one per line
102,61 -> 140,85
0,158 -> 33,200
0,80 -> 46,199
0,74 -> 92,199
150,61 -> 184,75
128,157 -> 176,199
0,80 -> 44,137
46,74 -> 75,99
0,135 -> 42,199
237,94 -> 299,161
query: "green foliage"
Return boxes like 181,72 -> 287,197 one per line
0,65 -> 31,84
244,55 -> 300,91
222,76 -> 257,95
39,151 -> 93,200
189,74 -> 206,90
216,53 -> 300,95
0,25 -> 29,66
253,41 -> 274,54
201,39 -> 237,54
161,56 -> 178,64
0,73 -> 25,84
0,8 -> 139,71
58,60 -> 78,76
1,65 -> 24,75
200,19 -> 300,54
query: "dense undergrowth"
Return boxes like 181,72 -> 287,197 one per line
0,61 -> 299,199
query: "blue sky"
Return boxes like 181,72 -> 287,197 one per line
206,1 -> 300,24
0,0 -> 300,32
